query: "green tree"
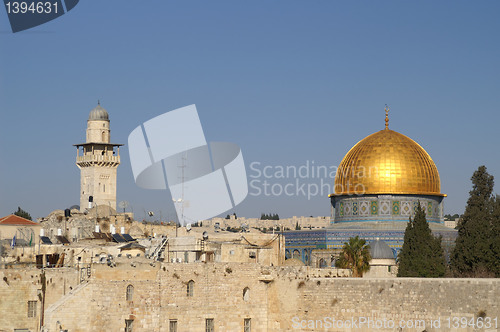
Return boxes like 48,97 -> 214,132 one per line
14,206 -> 32,220
444,214 -> 460,220
335,236 -> 371,277
295,221 -> 301,230
398,203 -> 446,277
491,197 -> 500,276
450,166 -> 499,277
260,213 -> 279,220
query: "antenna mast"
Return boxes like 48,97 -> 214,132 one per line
179,152 -> 187,224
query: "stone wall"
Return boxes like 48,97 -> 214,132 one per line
2,263 -> 499,332
44,262 -> 274,332
202,216 -> 330,231
269,276 -> 499,331
0,268 -> 80,332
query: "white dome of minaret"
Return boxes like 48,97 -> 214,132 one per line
86,101 -> 111,143
88,101 -> 109,121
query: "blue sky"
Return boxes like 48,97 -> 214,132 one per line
0,1 -> 499,220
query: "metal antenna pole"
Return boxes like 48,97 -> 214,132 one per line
181,152 -> 187,225
176,152 -> 188,227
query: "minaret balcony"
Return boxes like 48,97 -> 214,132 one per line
76,154 -> 120,165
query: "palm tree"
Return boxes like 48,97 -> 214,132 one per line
335,236 -> 371,277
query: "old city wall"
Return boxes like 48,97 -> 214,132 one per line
268,275 -> 500,332
0,268 -> 79,332
44,262 -> 271,332
3,264 -> 499,332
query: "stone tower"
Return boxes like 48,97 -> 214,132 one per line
74,103 -> 122,212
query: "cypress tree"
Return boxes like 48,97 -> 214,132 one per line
451,166 -> 499,277
491,197 -> 500,276
397,202 -> 446,277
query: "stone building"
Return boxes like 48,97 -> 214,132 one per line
74,103 -> 122,212
364,239 -> 397,278
0,214 -> 42,248
163,230 -> 285,266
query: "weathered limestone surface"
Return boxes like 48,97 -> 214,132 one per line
0,268 -> 79,332
2,264 -> 499,332
271,276 -> 500,332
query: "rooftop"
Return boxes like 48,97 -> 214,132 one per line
0,214 -> 40,226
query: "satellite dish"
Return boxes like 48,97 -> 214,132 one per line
202,231 -> 208,240
186,223 -> 192,232
118,201 -> 129,212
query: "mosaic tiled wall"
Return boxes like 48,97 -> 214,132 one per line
332,194 -> 444,223
284,227 -> 457,265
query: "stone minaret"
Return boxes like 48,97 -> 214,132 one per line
75,103 -> 122,212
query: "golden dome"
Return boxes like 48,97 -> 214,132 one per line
333,124 -> 444,197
